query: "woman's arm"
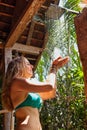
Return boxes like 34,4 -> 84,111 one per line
38,56 -> 69,100
13,56 -> 69,96
13,74 -> 55,93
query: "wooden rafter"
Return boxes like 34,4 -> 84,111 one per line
26,21 -> 35,45
0,12 -> 13,18
0,2 -> 15,8
5,0 -> 46,47
34,31 -> 48,69
0,43 -> 3,48
12,43 -> 43,55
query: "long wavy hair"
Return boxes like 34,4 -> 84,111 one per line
2,56 -> 29,111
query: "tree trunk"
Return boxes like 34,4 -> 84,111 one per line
74,7 -> 87,102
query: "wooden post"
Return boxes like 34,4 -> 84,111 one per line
4,48 -> 14,130
74,7 -> 87,102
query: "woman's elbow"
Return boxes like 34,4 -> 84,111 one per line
47,84 -> 54,92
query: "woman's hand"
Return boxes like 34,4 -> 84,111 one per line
52,56 -> 69,70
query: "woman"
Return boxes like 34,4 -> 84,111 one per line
2,56 -> 69,130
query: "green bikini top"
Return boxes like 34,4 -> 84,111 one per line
15,93 -> 43,110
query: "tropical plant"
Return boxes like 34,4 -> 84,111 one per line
35,0 -> 87,129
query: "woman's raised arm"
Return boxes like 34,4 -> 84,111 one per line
13,56 -> 69,99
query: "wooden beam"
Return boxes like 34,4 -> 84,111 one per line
0,43 -> 3,49
26,21 -> 35,45
5,0 -> 46,47
11,0 -> 29,27
0,2 -> 15,8
0,12 -> 13,18
34,31 -> 48,69
41,5 -> 48,10
4,49 -> 14,130
12,43 -> 43,55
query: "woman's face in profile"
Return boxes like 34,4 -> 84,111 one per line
23,58 -> 34,78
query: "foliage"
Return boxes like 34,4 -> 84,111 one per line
35,0 -> 87,130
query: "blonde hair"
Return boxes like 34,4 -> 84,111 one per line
2,56 -> 29,111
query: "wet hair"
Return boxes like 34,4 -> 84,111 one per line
2,56 -> 29,111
